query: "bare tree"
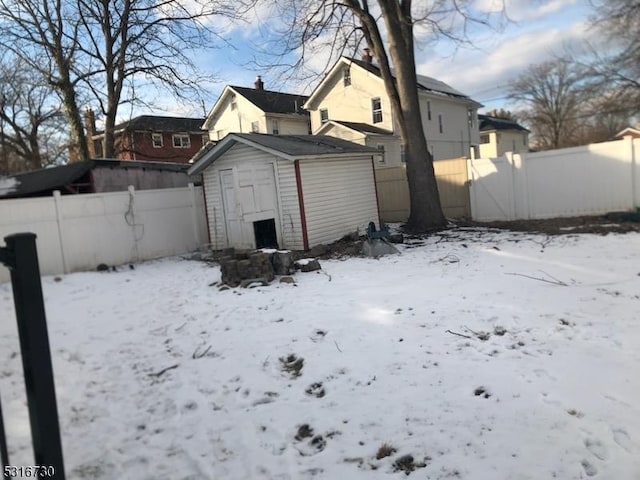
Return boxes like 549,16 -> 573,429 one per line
0,58 -> 67,174
484,108 -> 518,121
509,60 -> 586,150
260,0 -> 503,231
588,0 -> 640,113
0,0 -> 249,160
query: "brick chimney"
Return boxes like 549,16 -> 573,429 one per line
362,48 -> 373,64
254,76 -> 264,90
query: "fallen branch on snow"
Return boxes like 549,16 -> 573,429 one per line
505,271 -> 568,286
445,329 -> 473,339
192,344 -> 212,359
148,364 -> 179,378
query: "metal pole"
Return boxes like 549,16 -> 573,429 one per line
2,233 -> 65,479
0,392 -> 8,468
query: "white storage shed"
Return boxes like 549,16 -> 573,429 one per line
188,133 -> 381,250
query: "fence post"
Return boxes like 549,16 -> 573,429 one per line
52,190 -> 69,274
0,233 -> 66,479
188,183 -> 201,247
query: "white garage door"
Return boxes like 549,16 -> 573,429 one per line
219,163 -> 280,249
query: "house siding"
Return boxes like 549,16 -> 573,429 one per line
210,92 -> 265,139
307,58 -> 480,162
299,156 -> 379,247
310,62 -> 393,134
479,130 -> 529,158
418,94 -> 478,160
265,115 -> 310,136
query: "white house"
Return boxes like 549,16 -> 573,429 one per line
303,51 -> 482,166
203,77 -> 310,141
478,114 -> 529,158
188,134 -> 380,251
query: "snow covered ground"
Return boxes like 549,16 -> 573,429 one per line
1,228 -> 639,479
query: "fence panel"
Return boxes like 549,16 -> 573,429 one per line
0,186 -> 207,283
375,158 -> 470,222
469,138 -> 639,221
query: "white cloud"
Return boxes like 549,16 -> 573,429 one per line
416,20 -> 589,109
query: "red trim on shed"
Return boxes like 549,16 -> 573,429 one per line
294,160 -> 310,250
370,156 -> 382,224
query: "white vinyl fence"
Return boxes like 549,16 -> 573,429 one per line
0,185 -> 208,283
469,137 -> 640,221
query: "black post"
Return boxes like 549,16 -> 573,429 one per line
1,233 -> 65,479
0,393 -> 8,468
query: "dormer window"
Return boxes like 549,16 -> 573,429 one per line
343,67 -> 351,86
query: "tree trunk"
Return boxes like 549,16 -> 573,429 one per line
377,0 -> 446,231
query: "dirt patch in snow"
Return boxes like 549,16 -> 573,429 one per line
456,213 -> 640,235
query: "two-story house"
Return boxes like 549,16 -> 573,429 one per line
478,114 -> 529,157
303,50 -> 482,167
203,77 -> 310,141
85,111 -> 207,163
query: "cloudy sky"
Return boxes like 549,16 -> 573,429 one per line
151,0 -> 594,118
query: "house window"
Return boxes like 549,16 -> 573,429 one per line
343,67 -> 351,86
251,121 -> 259,133
151,133 -> 163,148
272,119 -> 279,135
371,97 -> 383,123
172,134 -> 190,148
400,144 -> 406,163
438,114 -> 443,134
427,101 -> 432,121
320,108 -> 329,124
467,109 -> 475,128
480,134 -> 490,144
230,98 -> 237,110
512,139 -> 517,152
376,144 -> 385,164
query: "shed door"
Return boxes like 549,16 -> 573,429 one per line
219,164 -> 280,249
220,169 -> 247,247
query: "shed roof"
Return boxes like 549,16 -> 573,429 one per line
0,159 -> 190,198
478,115 -> 529,132
188,133 -> 377,175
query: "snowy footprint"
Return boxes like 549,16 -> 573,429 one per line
584,438 -> 608,461
581,459 -> 598,477
612,427 -> 634,453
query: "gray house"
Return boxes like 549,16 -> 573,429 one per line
188,134 -> 380,250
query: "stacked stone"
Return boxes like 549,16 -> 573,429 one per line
219,250 -> 277,287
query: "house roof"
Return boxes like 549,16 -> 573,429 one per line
317,120 -> 395,136
188,133 -> 377,175
229,86 -> 309,115
304,56 -> 482,109
478,115 -> 529,133
613,126 -> 640,139
0,159 -> 190,198
203,85 -> 309,131
113,115 -> 206,133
